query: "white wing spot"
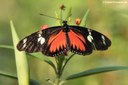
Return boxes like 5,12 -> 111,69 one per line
23,38 -> 27,43
87,30 -> 93,43
22,38 -> 27,49
38,37 -> 45,45
22,44 -> 26,49
38,34 -> 41,37
101,35 -> 106,45
37,31 -> 45,45
38,31 -> 42,37
87,35 -> 93,43
88,29 -> 92,35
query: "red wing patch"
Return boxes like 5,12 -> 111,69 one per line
48,30 -> 66,53
68,29 -> 86,51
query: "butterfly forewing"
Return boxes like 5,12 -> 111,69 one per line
17,27 -> 62,54
17,31 -> 46,52
90,30 -> 111,50
69,26 -> 111,51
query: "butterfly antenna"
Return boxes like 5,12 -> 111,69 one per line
60,9 -> 63,25
59,4 -> 66,25
40,13 -> 62,20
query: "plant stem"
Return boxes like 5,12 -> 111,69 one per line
53,56 -> 65,85
54,77 -> 60,85
52,54 -> 75,85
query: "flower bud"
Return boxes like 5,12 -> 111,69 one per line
75,18 -> 81,25
40,25 -> 48,30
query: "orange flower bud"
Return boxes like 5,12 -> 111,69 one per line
40,25 -> 48,30
75,18 -> 81,25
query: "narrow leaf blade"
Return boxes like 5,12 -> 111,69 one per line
0,45 -> 13,49
66,66 -> 128,80
0,45 -> 55,71
10,20 -> 29,85
0,71 -> 17,79
0,71 -> 40,85
80,9 -> 90,26
28,53 -> 57,74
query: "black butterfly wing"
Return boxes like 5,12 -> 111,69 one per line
17,25 -> 111,57
67,27 -> 93,55
17,27 -> 62,54
69,26 -> 111,54
87,28 -> 111,50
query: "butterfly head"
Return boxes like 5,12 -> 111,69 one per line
62,20 -> 70,32
62,20 -> 68,26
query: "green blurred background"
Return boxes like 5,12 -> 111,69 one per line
0,0 -> 128,85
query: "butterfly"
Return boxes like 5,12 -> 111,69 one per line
17,20 -> 111,57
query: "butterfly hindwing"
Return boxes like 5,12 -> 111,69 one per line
67,28 -> 93,55
45,29 -> 68,56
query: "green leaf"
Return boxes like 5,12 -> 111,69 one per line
66,66 -> 128,80
0,44 -> 57,75
80,9 -> 90,26
28,53 -> 57,74
0,45 -> 13,49
29,80 -> 40,85
0,71 -> 17,79
0,71 -> 40,85
10,20 -> 29,85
